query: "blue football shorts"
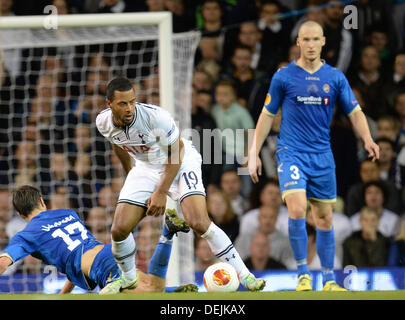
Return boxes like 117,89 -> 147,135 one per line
276,146 -> 337,203
88,243 -> 121,290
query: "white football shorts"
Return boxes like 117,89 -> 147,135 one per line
117,145 -> 206,208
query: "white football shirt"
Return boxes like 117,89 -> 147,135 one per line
96,102 -> 181,166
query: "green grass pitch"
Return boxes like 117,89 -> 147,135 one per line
0,290 -> 404,300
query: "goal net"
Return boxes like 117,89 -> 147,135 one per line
0,13 -> 200,293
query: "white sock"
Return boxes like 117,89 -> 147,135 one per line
201,222 -> 250,280
111,233 -> 137,281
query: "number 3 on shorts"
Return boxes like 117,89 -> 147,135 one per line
290,165 -> 300,180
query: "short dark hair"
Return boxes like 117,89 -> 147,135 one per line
12,185 -> 42,217
362,180 -> 388,205
375,137 -> 395,151
106,77 -> 133,101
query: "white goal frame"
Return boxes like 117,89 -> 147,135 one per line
0,12 -> 175,116
0,12 -> 183,286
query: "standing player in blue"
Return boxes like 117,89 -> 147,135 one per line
0,185 -> 196,294
248,21 -> 380,291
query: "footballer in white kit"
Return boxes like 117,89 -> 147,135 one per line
96,77 -> 265,293
96,102 -> 206,207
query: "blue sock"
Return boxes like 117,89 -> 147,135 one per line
147,224 -> 173,278
288,218 -> 310,276
161,223 -> 174,241
316,228 -> 336,284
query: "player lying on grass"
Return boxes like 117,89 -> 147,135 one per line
0,185 -> 196,294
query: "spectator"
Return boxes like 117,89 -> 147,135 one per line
387,219 -> 405,267
257,0 -> 292,75
0,188 -> 12,223
321,0 -> 353,73
330,108 -> 360,200
381,53 -> 405,113
351,87 -> 378,148
70,123 -> 93,153
287,43 -> 300,62
194,236 -> 218,271
243,232 -> 286,271
164,0 -> 194,33
11,140 -> 41,188
349,46 -> 386,120
73,75 -> 108,124
351,0 -> 398,58
235,204 -> 293,269
210,79 -> 255,196
240,179 -> 288,235
343,206 -> 390,267
192,68 -> 214,93
394,91 -> 405,149
345,160 -> 401,218
191,88 -> 222,189
195,37 -> 222,83
41,53 -> 68,98
0,219 -> 8,251
70,153 -> 98,218
108,150 -> 126,179
198,0 -> 224,38
376,115 -> 401,151
40,152 -> 76,201
290,0 -> 326,43
0,0 -> 23,79
219,169 -> 248,219
367,25 -> 395,73
206,191 -> 239,242
69,123 -> 108,184
0,189 -> 26,241
236,22 -> 266,72
97,184 -> 118,215
86,206 -> 111,244
48,190 -> 73,210
350,181 -> 400,238
376,137 -> 405,191
221,45 -> 266,109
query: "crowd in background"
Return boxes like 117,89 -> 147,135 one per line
0,0 -> 405,278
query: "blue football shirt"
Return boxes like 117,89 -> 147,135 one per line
2,209 -> 101,289
263,61 -> 360,152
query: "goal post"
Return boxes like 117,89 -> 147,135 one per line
0,12 -> 200,291
0,12 -> 175,117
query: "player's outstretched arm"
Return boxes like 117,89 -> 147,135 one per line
348,109 -> 379,161
248,112 -> 274,183
59,279 -> 75,294
0,255 -> 12,275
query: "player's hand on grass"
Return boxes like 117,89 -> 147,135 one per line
248,153 -> 262,184
146,190 -> 167,216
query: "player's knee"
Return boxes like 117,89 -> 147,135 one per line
313,212 -> 333,229
111,224 -> 130,242
184,211 -> 211,235
287,202 -> 307,219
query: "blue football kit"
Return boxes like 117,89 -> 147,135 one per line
263,61 -> 359,201
1,209 -> 120,290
